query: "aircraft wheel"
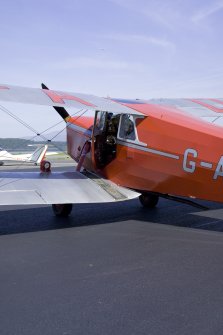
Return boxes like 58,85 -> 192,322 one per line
0,161 -> 3,166
139,193 -> 159,208
52,203 -> 73,217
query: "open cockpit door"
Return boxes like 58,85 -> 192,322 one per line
91,111 -> 146,170
92,111 -> 120,169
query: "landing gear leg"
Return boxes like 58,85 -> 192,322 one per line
139,193 -> 159,208
52,204 -> 73,217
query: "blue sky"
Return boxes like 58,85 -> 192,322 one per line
0,0 -> 223,137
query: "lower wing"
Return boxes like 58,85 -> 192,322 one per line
0,171 -> 139,205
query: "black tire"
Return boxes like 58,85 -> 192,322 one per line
0,161 -> 4,166
52,203 -> 73,217
139,193 -> 159,208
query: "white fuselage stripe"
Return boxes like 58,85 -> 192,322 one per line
117,140 -> 180,160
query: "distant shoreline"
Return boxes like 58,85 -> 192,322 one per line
0,138 -> 67,152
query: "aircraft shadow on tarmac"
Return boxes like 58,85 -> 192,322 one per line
1,197 -> 223,236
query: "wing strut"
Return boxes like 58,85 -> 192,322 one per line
76,141 -> 91,172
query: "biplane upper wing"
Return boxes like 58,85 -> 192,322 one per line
0,84 -> 143,115
146,98 -> 223,127
110,97 -> 223,127
0,84 -> 223,122
0,171 -> 140,205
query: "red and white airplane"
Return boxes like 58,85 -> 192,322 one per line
0,145 -> 48,166
0,83 -> 223,216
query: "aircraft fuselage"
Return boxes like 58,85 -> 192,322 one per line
66,103 -> 223,204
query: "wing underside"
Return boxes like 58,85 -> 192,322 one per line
0,171 -> 139,205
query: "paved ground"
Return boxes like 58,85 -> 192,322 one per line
1,164 -> 223,335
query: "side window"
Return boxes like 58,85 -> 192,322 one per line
119,114 -> 136,140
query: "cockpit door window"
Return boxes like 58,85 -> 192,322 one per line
118,114 -> 136,140
118,114 -> 147,147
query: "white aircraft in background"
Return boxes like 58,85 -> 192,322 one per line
0,145 -> 48,166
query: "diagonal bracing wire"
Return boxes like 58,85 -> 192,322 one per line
0,105 -> 91,188
0,104 -> 88,153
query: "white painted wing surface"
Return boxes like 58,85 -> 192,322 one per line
148,98 -> 223,127
0,171 -> 139,205
0,84 -> 143,115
